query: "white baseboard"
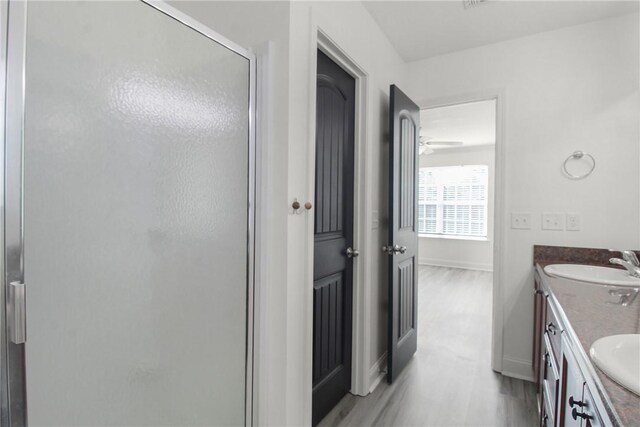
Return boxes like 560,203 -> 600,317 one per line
419,257 -> 493,272
368,352 -> 387,394
501,356 -> 534,382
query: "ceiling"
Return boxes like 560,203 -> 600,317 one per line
363,0 -> 640,62
420,99 -> 496,153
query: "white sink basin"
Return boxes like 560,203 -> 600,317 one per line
590,334 -> 640,396
544,264 -> 640,287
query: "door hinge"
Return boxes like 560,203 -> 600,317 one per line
8,281 -> 26,344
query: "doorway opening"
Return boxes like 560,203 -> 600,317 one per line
418,99 -> 497,272
417,99 -> 500,395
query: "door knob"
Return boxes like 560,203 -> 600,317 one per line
382,244 -> 407,255
346,247 -> 359,258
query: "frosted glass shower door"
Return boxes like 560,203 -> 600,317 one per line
18,1 -> 252,425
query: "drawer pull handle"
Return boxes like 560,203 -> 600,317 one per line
569,396 -> 586,408
544,352 -> 551,368
572,408 -> 592,421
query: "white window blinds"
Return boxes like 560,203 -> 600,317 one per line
418,165 -> 488,237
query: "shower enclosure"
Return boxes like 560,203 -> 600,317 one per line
0,1 -> 256,425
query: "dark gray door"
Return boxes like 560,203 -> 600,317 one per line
312,50 -> 355,426
386,85 -> 420,383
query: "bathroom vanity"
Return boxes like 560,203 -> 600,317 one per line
532,246 -> 640,427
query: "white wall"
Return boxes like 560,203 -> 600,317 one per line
406,13 -> 640,379
419,146 -> 495,271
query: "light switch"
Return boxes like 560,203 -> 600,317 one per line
511,212 -> 531,230
542,212 -> 564,231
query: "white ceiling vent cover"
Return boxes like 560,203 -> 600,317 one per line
463,0 -> 488,9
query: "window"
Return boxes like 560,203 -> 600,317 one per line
418,165 -> 488,238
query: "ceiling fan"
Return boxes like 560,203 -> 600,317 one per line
419,136 -> 463,155
419,136 -> 464,147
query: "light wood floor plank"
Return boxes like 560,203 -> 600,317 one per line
318,265 -> 537,427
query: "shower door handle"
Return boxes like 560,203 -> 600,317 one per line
9,281 -> 26,344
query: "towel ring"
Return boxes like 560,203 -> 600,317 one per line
562,151 -> 595,180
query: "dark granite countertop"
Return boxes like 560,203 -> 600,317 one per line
535,262 -> 640,427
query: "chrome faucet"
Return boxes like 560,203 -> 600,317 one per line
621,250 -> 640,266
609,249 -> 640,278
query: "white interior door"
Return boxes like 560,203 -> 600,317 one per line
6,1 -> 253,425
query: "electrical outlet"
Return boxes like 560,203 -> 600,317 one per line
566,213 -> 581,231
542,212 -> 564,231
511,212 -> 531,230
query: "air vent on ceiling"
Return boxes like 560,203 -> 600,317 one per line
463,0 -> 488,9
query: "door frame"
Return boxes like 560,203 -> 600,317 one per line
0,1 -> 259,425
417,89 -> 506,374
305,26 -> 372,401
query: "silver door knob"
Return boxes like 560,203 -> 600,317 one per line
346,247 -> 360,258
382,244 -> 407,255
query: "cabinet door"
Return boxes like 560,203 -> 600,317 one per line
560,341 -> 586,427
558,334 -> 611,427
580,386 -> 605,427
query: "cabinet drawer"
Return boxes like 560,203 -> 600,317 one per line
540,387 -> 555,427
542,334 -> 559,418
544,297 -> 562,362
542,380 -> 555,427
